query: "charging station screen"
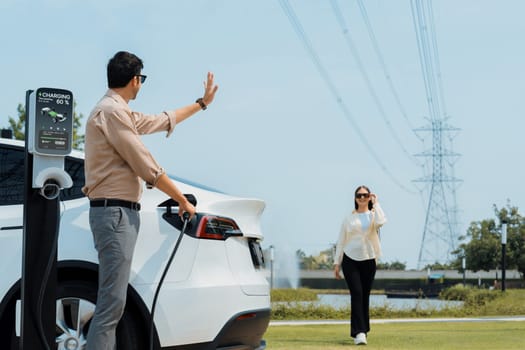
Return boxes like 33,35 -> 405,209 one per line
34,88 -> 73,155
38,129 -> 69,151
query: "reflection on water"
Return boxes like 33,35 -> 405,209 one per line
318,294 -> 463,310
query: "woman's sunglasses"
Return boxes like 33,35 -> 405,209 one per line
355,193 -> 370,199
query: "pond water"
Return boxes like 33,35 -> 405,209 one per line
317,294 -> 463,311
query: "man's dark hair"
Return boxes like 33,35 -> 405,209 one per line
107,51 -> 144,88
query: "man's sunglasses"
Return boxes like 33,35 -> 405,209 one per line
136,74 -> 147,84
355,193 -> 370,199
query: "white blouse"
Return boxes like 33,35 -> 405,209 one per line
334,202 -> 387,264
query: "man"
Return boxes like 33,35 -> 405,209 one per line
82,51 -> 218,350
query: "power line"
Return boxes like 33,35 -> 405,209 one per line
356,0 -> 415,130
411,0 -> 442,123
427,1 -> 449,118
278,0 -> 415,194
329,0 -> 416,164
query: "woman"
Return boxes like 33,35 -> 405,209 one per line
334,185 -> 387,345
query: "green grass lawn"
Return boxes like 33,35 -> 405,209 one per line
265,321 -> 525,349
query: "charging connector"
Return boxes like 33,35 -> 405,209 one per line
149,212 -> 192,350
40,180 -> 61,200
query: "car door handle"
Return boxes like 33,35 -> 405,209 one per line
0,225 -> 23,230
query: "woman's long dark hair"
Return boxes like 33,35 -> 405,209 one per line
354,185 -> 373,210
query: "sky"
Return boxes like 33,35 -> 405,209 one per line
1,0 -> 524,270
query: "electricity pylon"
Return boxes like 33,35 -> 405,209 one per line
414,117 -> 461,269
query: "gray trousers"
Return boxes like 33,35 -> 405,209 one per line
86,206 -> 140,350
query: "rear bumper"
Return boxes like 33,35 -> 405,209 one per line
217,340 -> 266,350
215,308 -> 270,349
167,308 -> 270,350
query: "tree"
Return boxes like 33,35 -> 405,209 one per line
6,102 -> 85,150
390,261 -> 407,270
377,260 -> 407,270
296,248 -> 335,270
423,261 -> 453,270
7,104 -> 26,141
452,202 -> 525,279
497,204 -> 525,279
452,219 -> 501,273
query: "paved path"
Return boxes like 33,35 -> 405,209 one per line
270,316 -> 525,326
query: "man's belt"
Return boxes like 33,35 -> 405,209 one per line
90,199 -> 141,211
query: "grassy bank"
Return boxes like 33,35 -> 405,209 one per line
265,321 -> 525,349
270,286 -> 525,320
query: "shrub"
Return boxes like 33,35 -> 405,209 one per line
271,288 -> 318,302
440,284 -> 499,307
269,287 -> 525,320
271,302 -> 348,320
439,284 -> 471,301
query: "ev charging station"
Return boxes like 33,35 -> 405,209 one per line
21,87 -> 73,349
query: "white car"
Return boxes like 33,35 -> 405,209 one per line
0,137 -> 270,350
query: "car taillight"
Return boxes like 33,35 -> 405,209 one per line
195,215 -> 243,240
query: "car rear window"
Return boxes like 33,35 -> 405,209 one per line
0,144 -> 25,205
0,144 -> 85,205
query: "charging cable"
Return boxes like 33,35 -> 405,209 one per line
36,187 -> 61,350
149,212 -> 191,350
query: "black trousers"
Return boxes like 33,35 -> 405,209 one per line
341,254 -> 377,337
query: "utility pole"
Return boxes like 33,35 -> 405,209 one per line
269,245 -> 275,290
501,219 -> 508,292
462,257 -> 466,286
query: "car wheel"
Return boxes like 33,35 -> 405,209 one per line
0,298 -> 19,350
3,279 -> 146,350
56,279 -> 146,350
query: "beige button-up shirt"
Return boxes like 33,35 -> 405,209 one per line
82,89 -> 177,203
